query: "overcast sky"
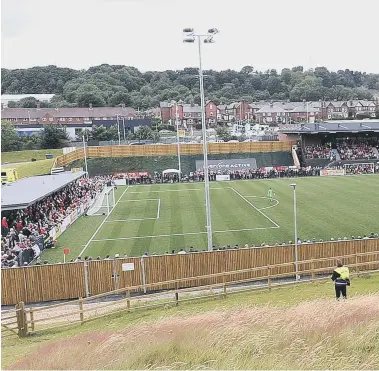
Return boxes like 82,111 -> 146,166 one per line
2,0 -> 379,73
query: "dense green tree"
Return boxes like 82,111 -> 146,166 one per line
109,91 -> 131,107
1,64 -> 376,108
21,134 -> 41,150
134,126 -> 159,142
39,124 -> 70,149
19,96 -> 39,108
1,121 -> 21,152
216,126 -> 232,142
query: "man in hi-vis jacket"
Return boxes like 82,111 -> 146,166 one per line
331,260 -> 350,299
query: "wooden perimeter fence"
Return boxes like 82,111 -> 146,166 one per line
2,250 -> 378,338
54,142 -> 294,167
2,239 -> 378,306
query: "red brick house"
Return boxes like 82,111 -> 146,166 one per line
205,100 -> 219,126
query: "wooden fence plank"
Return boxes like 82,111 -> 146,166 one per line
2,240 -> 378,305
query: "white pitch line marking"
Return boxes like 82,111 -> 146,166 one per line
91,226 -> 278,243
92,231 -> 208,242
117,198 -> 160,202
245,196 -> 280,211
214,226 -> 278,233
230,187 -> 280,228
78,186 -> 130,257
157,198 -> 161,219
105,218 -> 157,223
126,188 -> 224,194
105,198 -> 161,222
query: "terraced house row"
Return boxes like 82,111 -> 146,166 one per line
159,99 -> 379,126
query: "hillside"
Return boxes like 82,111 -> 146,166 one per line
2,274 -> 379,370
2,65 -> 378,109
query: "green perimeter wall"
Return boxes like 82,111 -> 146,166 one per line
69,152 -> 293,176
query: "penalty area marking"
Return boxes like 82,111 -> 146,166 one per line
78,186 -> 130,257
230,187 -> 280,228
106,198 -> 161,222
244,196 -> 280,211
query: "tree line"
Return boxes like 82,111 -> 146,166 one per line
2,65 -> 378,109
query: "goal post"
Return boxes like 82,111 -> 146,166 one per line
344,163 -> 375,175
104,186 -> 116,215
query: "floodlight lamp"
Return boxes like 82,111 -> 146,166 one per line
290,183 -> 297,189
208,28 -> 219,34
183,37 -> 195,43
183,28 -> 194,34
204,37 -> 214,43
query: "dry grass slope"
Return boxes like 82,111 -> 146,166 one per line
7,294 -> 379,370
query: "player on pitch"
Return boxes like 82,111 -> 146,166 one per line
267,188 -> 275,202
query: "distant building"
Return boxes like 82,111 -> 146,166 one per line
1,94 -> 55,107
1,104 -> 141,140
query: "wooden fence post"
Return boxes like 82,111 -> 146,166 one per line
175,282 -> 179,306
126,290 -> 131,312
79,298 -> 84,324
16,302 -> 28,338
355,253 -> 360,276
267,266 -> 272,291
29,309 -> 35,332
222,272 -> 227,298
311,259 -> 315,281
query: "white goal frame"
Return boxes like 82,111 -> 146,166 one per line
101,186 -> 116,215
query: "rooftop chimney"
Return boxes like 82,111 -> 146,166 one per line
89,103 -> 93,110
1,103 -> 4,110
121,104 -> 125,110
36,102 -> 41,110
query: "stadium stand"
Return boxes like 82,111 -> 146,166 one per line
1,175 -> 111,267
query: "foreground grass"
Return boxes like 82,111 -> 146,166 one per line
1,149 -> 63,164
2,273 -> 379,370
46,175 -> 379,260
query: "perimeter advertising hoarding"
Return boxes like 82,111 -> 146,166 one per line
216,175 -> 230,181
320,169 -> 345,176
196,158 -> 257,171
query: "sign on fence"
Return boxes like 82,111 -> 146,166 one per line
122,263 -> 135,271
216,174 -> 230,181
196,158 -> 257,170
320,169 -> 345,177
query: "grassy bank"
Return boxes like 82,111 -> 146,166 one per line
1,149 -> 63,164
2,273 -> 379,370
8,159 -> 55,179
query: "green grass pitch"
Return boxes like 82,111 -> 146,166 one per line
42,175 -> 379,262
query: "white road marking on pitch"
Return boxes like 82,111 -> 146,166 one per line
230,187 -> 280,228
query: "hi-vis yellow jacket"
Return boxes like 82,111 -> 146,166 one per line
331,266 -> 350,285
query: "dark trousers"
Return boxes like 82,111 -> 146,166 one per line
335,284 -> 347,299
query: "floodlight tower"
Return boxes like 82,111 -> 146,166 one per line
290,183 -> 300,281
183,27 -> 219,252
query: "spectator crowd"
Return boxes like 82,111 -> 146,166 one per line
337,138 -> 378,161
1,175 -> 111,268
304,145 -> 334,160
125,167 -> 322,185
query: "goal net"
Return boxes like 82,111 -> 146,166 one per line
87,186 -> 116,216
344,163 -> 375,175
